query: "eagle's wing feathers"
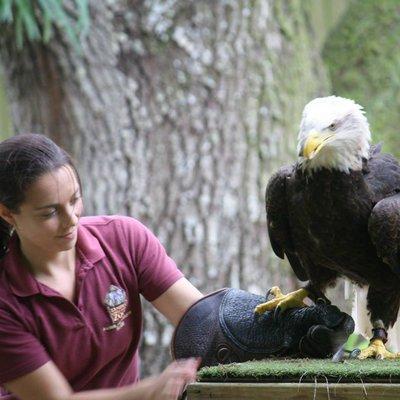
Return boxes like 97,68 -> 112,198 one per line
365,146 -> 400,275
368,194 -> 400,276
266,165 -> 308,281
364,145 -> 400,197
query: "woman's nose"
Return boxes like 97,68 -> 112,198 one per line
62,204 -> 80,228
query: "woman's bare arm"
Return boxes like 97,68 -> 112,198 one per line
151,278 -> 203,326
4,358 -> 199,400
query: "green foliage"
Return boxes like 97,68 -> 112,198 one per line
0,71 -> 13,139
323,0 -> 400,159
0,0 -> 90,50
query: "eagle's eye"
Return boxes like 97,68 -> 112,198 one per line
328,123 -> 337,131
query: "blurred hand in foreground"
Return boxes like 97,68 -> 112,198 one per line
146,357 -> 201,400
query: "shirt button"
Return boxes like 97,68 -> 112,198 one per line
74,318 -> 85,329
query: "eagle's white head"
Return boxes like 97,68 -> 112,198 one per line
297,96 -> 371,173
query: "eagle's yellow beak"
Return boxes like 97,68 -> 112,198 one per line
301,130 -> 334,159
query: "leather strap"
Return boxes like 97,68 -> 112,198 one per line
371,327 -> 388,344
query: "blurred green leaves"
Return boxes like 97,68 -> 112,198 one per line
323,0 -> 400,159
0,72 -> 13,140
0,0 -> 90,50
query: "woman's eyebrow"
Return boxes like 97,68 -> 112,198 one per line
34,189 -> 80,210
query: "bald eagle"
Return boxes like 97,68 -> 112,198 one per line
255,96 -> 400,359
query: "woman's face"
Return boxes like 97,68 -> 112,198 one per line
4,165 -> 83,255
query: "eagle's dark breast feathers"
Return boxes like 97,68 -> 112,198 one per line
266,145 -> 400,293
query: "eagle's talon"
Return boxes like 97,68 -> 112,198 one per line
357,338 -> 400,360
332,346 -> 346,362
269,286 -> 284,298
349,348 -> 361,359
254,287 -> 309,315
274,306 -> 282,320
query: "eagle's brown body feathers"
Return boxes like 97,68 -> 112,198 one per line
267,145 -> 400,328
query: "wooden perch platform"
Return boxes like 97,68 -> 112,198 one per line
187,382 -> 400,399
187,359 -> 400,399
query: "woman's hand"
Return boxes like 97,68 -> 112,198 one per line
147,358 -> 201,400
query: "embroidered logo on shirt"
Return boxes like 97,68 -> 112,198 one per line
103,285 -> 131,331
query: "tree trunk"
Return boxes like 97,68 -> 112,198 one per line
1,0 -> 331,375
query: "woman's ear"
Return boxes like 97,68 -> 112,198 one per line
0,203 -> 15,227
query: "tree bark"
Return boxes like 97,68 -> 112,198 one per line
1,0 -> 331,375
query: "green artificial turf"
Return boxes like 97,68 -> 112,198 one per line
198,359 -> 400,383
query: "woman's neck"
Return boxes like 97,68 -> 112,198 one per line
18,240 -> 76,278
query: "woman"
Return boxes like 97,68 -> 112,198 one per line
0,133 -> 203,400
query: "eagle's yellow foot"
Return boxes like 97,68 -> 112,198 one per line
357,338 -> 400,360
254,286 -> 308,315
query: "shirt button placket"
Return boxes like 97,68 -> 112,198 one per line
74,317 -> 85,330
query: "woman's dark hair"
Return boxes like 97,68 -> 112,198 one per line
0,133 -> 81,258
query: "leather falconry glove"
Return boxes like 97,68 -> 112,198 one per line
171,288 -> 354,368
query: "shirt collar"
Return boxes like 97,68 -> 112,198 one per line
2,223 -> 106,297
76,222 -> 106,267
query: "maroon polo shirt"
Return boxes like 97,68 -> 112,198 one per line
0,216 -> 183,398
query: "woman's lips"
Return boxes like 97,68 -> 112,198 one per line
57,229 -> 77,239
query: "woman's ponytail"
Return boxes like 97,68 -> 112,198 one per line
0,217 -> 12,259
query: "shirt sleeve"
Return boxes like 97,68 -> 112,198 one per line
0,304 -> 50,384
118,217 -> 184,302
